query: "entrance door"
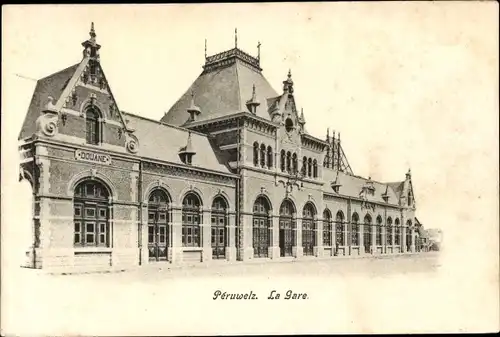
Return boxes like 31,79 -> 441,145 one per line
302,219 -> 315,256
253,218 -> 269,258
148,209 -> 168,261
211,215 -> 226,259
279,219 -> 293,257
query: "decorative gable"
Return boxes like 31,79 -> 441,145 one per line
30,23 -> 140,155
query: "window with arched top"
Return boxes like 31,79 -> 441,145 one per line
292,153 -> 298,174
302,202 -> 316,256
307,158 -> 312,178
376,215 -> 383,246
313,159 -> 318,178
182,193 -> 202,247
323,209 -> 332,246
363,214 -> 372,253
86,107 -> 101,145
253,142 -> 259,167
302,156 -> 307,176
286,151 -> 291,173
335,211 -> 345,246
280,150 -> 286,172
147,188 -> 170,261
386,217 -> 393,245
211,196 -> 228,259
260,144 -> 266,168
394,218 -> 401,246
73,179 -> 111,247
351,212 -> 360,246
267,146 -> 273,169
279,199 -> 296,257
406,219 -> 412,251
253,196 -> 271,258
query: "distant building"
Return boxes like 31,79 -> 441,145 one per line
18,24 -> 423,272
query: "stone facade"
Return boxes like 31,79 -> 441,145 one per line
18,24 -> 423,273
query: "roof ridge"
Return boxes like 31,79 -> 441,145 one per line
123,111 -> 208,137
235,60 -> 242,112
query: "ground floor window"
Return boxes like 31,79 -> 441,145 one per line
73,179 -> 111,247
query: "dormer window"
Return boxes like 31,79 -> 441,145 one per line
179,132 -> 196,165
408,192 -> 413,207
180,153 -> 193,165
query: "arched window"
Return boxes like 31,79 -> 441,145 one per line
322,209 -> 332,246
253,142 -> 259,167
279,199 -> 295,257
260,144 -> 266,168
307,158 -> 312,178
86,107 -> 101,145
302,156 -> 307,176
285,118 -> 294,132
253,196 -> 271,258
182,193 -> 202,247
73,179 -> 110,247
376,215 -> 383,246
351,212 -> 360,246
313,159 -> 318,178
147,189 -> 170,261
211,196 -> 228,259
286,151 -> 292,173
280,150 -> 286,172
386,217 -> 393,245
408,192 -> 413,207
267,146 -> 273,169
406,219 -> 412,252
292,153 -> 298,174
363,214 -> 372,253
335,211 -> 345,246
394,218 -> 401,246
302,202 -> 316,256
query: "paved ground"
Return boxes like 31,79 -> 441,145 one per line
3,252 -> 446,336
71,251 -> 442,281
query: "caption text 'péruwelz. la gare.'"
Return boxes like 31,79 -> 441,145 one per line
213,290 -> 308,300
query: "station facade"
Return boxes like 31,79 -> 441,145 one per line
18,24 -> 422,272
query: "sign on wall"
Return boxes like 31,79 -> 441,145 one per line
75,149 -> 111,165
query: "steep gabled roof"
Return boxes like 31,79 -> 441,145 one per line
323,169 -> 399,205
124,112 -> 232,174
386,181 -> 405,199
18,64 -> 79,140
161,48 -> 279,126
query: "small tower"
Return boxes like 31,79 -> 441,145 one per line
283,69 -> 294,94
81,22 -> 101,61
186,91 -> 202,122
246,84 -> 260,115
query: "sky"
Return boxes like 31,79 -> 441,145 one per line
1,3 -> 499,334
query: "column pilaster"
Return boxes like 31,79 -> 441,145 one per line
293,213 -> 303,258
313,215 -> 322,257
226,212 -> 237,261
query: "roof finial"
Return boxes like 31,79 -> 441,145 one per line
288,68 -> 292,79
257,41 -> 261,61
326,127 -> 330,140
246,83 -> 260,114
204,38 -> 207,59
234,28 -> 238,48
90,22 -> 96,41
